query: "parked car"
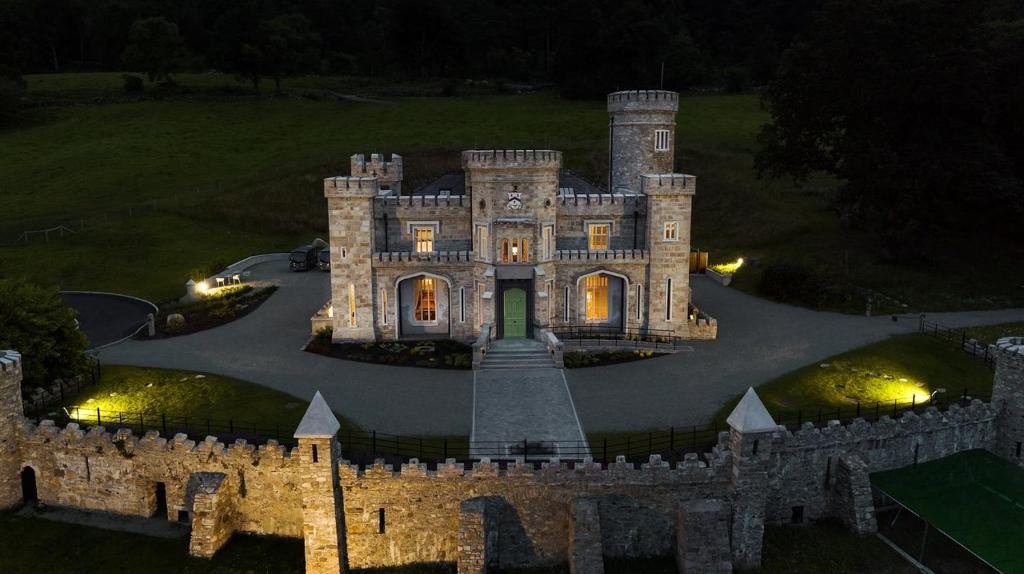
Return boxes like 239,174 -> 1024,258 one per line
289,245 -> 319,271
318,248 -> 331,271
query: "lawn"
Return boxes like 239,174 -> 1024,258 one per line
3,72 -> 1022,310
964,321 -> 1024,345
63,365 -> 320,436
712,333 -> 994,424
0,510 -> 911,574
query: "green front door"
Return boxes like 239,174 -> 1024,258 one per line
503,288 -> 527,338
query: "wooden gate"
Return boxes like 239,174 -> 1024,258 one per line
689,251 -> 709,273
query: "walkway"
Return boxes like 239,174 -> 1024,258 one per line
566,276 -> 1024,433
99,262 -> 473,436
471,339 -> 586,458
62,292 -> 156,350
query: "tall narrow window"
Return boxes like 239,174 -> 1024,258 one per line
521,238 -> 529,262
585,275 -> 609,321
414,227 -> 434,253
348,284 -> 357,327
636,284 -> 643,320
475,225 -> 489,260
414,277 -> 437,322
663,221 -> 679,241
542,226 -> 553,260
547,280 -> 556,321
563,286 -> 570,322
460,287 -> 466,322
380,288 -> 388,325
501,239 -> 510,263
510,238 -> 520,262
477,282 -> 485,326
588,223 -> 609,250
665,277 -> 673,321
655,129 -> 671,151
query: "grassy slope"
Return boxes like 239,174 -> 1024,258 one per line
2,72 -> 1022,309
713,334 -> 993,423
67,365 -> 323,434
0,511 -> 911,574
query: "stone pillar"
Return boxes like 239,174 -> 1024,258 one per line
725,388 -> 778,570
458,497 -> 496,574
830,455 -> 877,536
325,176 -> 378,342
642,174 -> 695,334
295,391 -> 347,574
569,497 -> 604,574
992,337 -> 1024,465
0,350 -> 24,510
187,472 -> 238,558
676,499 -> 732,574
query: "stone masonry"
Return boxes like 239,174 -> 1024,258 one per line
2,342 -> 1024,571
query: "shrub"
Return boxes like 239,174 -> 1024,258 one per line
122,74 -> 144,93
315,326 -> 333,341
0,280 -> 89,388
757,263 -> 855,309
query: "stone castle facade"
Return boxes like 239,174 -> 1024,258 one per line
3,340 -> 1024,572
312,90 -> 718,343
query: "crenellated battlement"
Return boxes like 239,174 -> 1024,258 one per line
0,350 -> 21,374
351,153 -> 402,181
640,173 -> 696,196
607,90 -> 679,113
323,175 -> 380,198
462,149 -> 562,170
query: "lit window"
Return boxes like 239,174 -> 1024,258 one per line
655,129 -> 671,152
588,224 -> 609,250
414,227 -> 434,253
511,238 -> 520,262
663,221 -> 679,241
501,239 -> 510,263
521,238 -> 529,262
414,277 -> 436,322
348,284 -> 356,327
380,288 -> 388,325
585,275 -> 609,321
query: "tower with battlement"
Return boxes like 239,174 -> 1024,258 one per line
325,176 -> 379,341
0,350 -> 24,509
607,90 -> 679,193
643,174 -> 696,333
351,154 -> 403,195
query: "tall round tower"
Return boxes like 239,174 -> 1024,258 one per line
607,90 -> 679,193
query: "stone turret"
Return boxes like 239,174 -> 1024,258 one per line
295,391 -> 347,574
350,154 -> 403,195
642,174 -> 695,333
325,176 -> 379,341
993,337 -> 1024,464
0,350 -> 24,509
607,90 -> 678,192
726,388 -> 777,570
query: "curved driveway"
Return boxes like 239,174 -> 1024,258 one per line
100,263 -> 1024,435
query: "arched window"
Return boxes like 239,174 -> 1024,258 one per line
414,277 -> 436,322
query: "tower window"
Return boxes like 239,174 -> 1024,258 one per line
348,284 -> 357,327
563,286 -> 570,322
380,288 -> 388,325
475,225 -> 489,260
460,287 -> 466,322
655,129 -> 671,151
663,221 -> 679,241
414,227 -> 434,253
542,225 -> 554,260
585,275 -> 609,321
588,223 -> 610,250
414,277 -> 437,322
636,284 -> 643,320
665,277 -> 673,321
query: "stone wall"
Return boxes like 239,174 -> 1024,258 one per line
374,198 -> 472,253
0,351 -> 22,509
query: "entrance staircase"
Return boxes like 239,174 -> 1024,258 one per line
480,338 -> 556,370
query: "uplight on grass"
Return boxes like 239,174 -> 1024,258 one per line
711,257 -> 744,274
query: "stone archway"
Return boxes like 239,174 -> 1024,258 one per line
395,272 -> 452,339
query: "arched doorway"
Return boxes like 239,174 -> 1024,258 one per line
20,467 -> 37,504
576,271 -> 627,331
396,273 -> 452,339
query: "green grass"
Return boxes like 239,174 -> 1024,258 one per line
713,334 -> 994,423
964,321 -> 1024,346
66,365 -> 323,435
0,510 -> 911,573
3,72 -> 1022,310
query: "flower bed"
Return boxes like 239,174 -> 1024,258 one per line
564,349 -> 664,369
155,284 -> 278,337
306,329 -> 472,369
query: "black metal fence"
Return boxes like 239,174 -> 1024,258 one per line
40,387 -> 988,469
550,325 -> 691,351
918,318 -> 997,370
23,357 -> 103,419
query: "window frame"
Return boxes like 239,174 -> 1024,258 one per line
413,226 -> 434,253
584,275 -> 610,322
655,129 -> 671,152
586,221 -> 611,251
663,221 -> 679,242
412,277 -> 438,324
475,224 -> 489,261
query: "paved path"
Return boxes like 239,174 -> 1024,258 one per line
62,292 -> 156,350
471,340 -> 586,458
99,262 -> 473,436
566,276 -> 1024,432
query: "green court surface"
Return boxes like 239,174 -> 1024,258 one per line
872,449 -> 1024,573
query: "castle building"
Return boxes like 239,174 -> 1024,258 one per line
314,90 -> 717,342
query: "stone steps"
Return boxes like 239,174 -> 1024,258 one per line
480,341 -> 556,370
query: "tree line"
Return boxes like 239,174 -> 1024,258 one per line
0,0 -> 822,95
